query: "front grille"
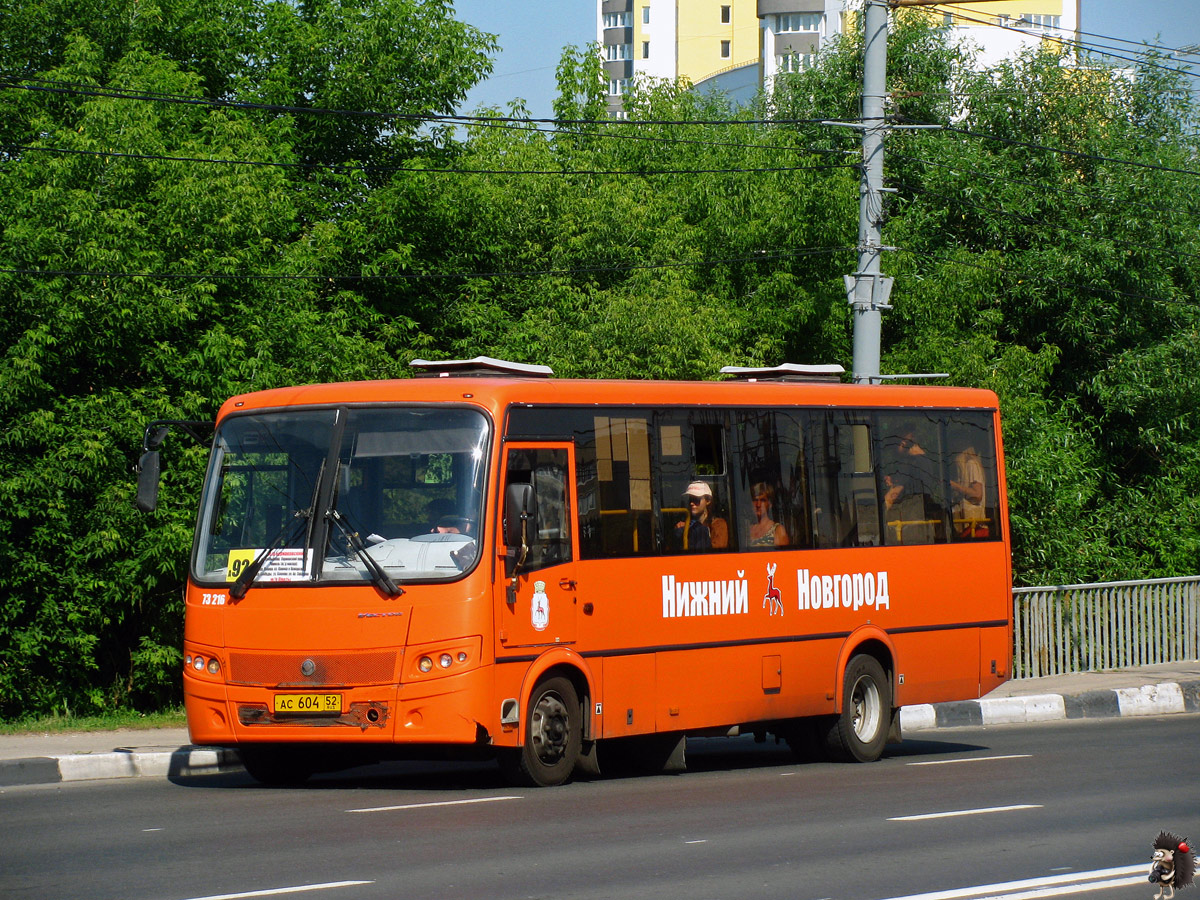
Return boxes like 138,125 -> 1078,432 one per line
228,650 -> 398,687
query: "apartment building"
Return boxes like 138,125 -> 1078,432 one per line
599,1 -> 1080,113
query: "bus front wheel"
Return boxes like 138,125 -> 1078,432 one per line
825,654 -> 890,763
500,676 -> 581,787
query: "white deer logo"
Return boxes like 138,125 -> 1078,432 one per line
764,563 -> 784,617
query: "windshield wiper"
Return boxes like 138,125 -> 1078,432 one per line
326,508 -> 404,597
230,459 -> 325,600
229,510 -> 309,601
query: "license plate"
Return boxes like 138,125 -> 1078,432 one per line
273,693 -> 341,714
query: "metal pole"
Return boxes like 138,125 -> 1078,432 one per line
848,0 -> 892,384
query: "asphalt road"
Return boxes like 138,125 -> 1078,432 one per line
4,714 -> 1198,900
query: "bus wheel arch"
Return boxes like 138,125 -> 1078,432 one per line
501,656 -> 593,787
827,633 -> 896,763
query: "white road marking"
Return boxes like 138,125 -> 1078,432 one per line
346,795 -> 522,813
871,864 -> 1145,900
888,804 -> 1042,821
179,882 -> 373,900
685,840 -> 708,844
907,755 -> 1032,766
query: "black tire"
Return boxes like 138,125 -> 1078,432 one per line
500,676 -> 581,787
824,654 -> 891,762
238,746 -> 315,786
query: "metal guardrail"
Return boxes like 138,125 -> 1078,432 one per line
1012,576 -> 1200,678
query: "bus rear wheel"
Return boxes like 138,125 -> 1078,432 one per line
500,676 -> 581,787
824,654 -> 890,763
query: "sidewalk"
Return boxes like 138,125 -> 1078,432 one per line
3,661 -> 1198,787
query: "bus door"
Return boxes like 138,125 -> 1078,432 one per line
495,443 -> 579,650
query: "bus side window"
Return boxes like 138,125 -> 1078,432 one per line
811,416 -> 881,549
656,413 -> 732,553
506,447 -> 572,571
878,413 -> 949,546
944,412 -> 1000,541
844,421 -> 882,547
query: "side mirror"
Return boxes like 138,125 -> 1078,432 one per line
135,450 -> 161,512
504,483 -> 533,577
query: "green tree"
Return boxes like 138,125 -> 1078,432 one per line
0,0 -> 494,718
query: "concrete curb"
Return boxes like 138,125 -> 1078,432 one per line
0,746 -> 241,787
900,679 -> 1200,732
4,680 -> 1198,787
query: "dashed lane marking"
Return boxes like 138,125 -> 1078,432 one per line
346,795 -> 523,813
179,882 -> 373,900
888,804 -> 1042,821
906,754 -> 1032,766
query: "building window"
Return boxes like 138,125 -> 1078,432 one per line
721,5 -> 731,24
774,13 -> 820,33
604,11 -> 631,28
642,6 -> 650,24
605,43 -> 632,61
608,78 -> 628,96
720,40 -> 731,58
776,52 -> 814,73
642,40 -> 650,58
1023,13 -> 1061,30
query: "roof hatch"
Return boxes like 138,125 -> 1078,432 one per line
720,363 -> 846,383
409,356 -> 554,378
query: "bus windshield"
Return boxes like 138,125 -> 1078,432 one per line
193,406 -> 489,587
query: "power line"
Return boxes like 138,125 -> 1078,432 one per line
921,5 -> 1200,81
891,245 -> 1199,309
0,143 -> 859,177
898,181 -> 1200,266
887,149 -> 1200,225
0,76 -> 835,129
899,118 -> 1200,179
0,246 -> 855,284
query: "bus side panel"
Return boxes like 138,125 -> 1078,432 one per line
601,654 -> 656,738
979,622 -> 1011,695
890,629 -> 980,707
654,642 -> 838,732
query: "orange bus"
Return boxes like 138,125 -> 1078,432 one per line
138,357 -> 1012,786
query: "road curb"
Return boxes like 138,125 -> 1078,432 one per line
0,746 -> 241,787
900,679 -> 1200,732
4,680 -> 1198,787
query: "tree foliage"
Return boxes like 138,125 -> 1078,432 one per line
1,7 -> 1197,718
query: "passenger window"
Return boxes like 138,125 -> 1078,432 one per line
733,411 -> 805,550
944,413 -> 1000,541
877,413 -> 948,545
657,412 -> 731,553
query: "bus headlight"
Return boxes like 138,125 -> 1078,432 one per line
406,637 -> 482,682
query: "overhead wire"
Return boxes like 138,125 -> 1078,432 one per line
921,5 -> 1200,82
0,246 -> 856,284
0,143 -> 859,177
891,244 -> 1199,310
1,17 -> 1196,305
896,181 -> 1200,266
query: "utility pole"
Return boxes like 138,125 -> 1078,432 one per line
846,0 -> 893,384
847,0 -> 1014,382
